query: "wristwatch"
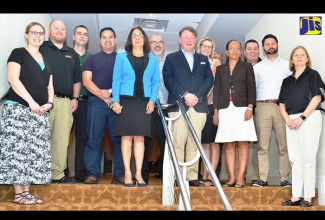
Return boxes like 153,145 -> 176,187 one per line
72,96 -> 79,101
300,114 -> 307,120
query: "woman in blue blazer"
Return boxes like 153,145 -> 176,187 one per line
111,27 -> 160,187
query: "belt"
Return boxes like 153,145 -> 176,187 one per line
79,95 -> 88,100
287,112 -> 302,115
257,99 -> 278,104
55,94 -> 72,99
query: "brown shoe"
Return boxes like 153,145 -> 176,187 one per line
188,180 -> 205,187
84,176 -> 98,184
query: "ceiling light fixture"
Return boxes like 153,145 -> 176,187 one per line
134,18 -> 168,32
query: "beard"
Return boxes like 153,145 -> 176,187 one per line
264,47 -> 278,55
153,48 -> 163,56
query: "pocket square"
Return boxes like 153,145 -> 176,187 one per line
200,62 -> 206,64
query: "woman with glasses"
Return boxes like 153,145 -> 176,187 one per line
111,27 -> 160,187
279,46 -> 323,207
0,22 -> 53,204
196,37 -> 223,186
213,39 -> 257,188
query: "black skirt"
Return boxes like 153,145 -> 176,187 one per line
115,94 -> 152,137
201,104 -> 218,143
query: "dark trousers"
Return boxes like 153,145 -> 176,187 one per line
84,96 -> 123,181
142,107 -> 167,184
73,99 -> 88,180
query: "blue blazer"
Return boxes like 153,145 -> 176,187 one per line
163,50 -> 213,113
111,51 -> 160,103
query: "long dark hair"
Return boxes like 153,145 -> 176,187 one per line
124,27 -> 150,53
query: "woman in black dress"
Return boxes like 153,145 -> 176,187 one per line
111,27 -> 160,187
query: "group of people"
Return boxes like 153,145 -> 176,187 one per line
0,19 -> 324,208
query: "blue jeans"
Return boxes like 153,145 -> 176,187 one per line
84,96 -> 123,180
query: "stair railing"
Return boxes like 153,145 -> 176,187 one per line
156,99 -> 233,211
157,100 -> 192,210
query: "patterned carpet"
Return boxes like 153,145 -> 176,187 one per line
0,175 -> 324,211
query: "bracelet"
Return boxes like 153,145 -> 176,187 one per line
212,115 -> 219,118
47,102 -> 54,109
247,107 -> 253,111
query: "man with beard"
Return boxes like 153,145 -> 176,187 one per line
40,19 -> 81,184
142,34 -> 169,183
252,34 -> 292,187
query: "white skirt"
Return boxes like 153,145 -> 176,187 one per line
215,101 -> 257,143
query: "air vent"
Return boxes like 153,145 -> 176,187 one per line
134,18 -> 168,32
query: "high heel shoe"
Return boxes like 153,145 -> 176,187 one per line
124,176 -> 135,187
124,182 -> 135,187
135,178 -> 147,187
223,180 -> 237,187
235,180 -> 245,188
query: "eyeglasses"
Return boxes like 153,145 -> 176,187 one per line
201,44 -> 212,50
228,47 -> 241,51
150,41 -> 164,45
132,34 -> 144,39
29,31 -> 45,36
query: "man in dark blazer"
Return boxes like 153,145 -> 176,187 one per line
163,26 -> 213,187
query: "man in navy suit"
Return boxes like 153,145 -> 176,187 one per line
163,26 -> 213,187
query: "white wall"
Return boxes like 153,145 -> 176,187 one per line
0,14 -> 52,115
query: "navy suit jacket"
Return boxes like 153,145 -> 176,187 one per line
163,50 -> 213,113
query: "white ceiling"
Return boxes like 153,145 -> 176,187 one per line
49,13 -> 265,56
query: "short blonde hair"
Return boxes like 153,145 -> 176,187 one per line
196,36 -> 216,59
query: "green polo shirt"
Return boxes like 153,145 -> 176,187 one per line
79,51 -> 91,96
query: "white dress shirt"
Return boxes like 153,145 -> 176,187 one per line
253,56 -> 292,101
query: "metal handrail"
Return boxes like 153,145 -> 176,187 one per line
157,99 -> 233,211
176,99 -> 232,210
157,101 -> 192,210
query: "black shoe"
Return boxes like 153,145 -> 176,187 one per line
188,180 -> 205,187
300,200 -> 313,207
252,180 -> 268,187
251,180 -> 259,186
111,177 -> 124,185
223,180 -> 237,187
52,176 -> 76,184
282,199 -> 301,206
75,176 -> 86,183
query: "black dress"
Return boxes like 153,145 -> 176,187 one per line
201,104 -> 218,143
115,54 -> 152,137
